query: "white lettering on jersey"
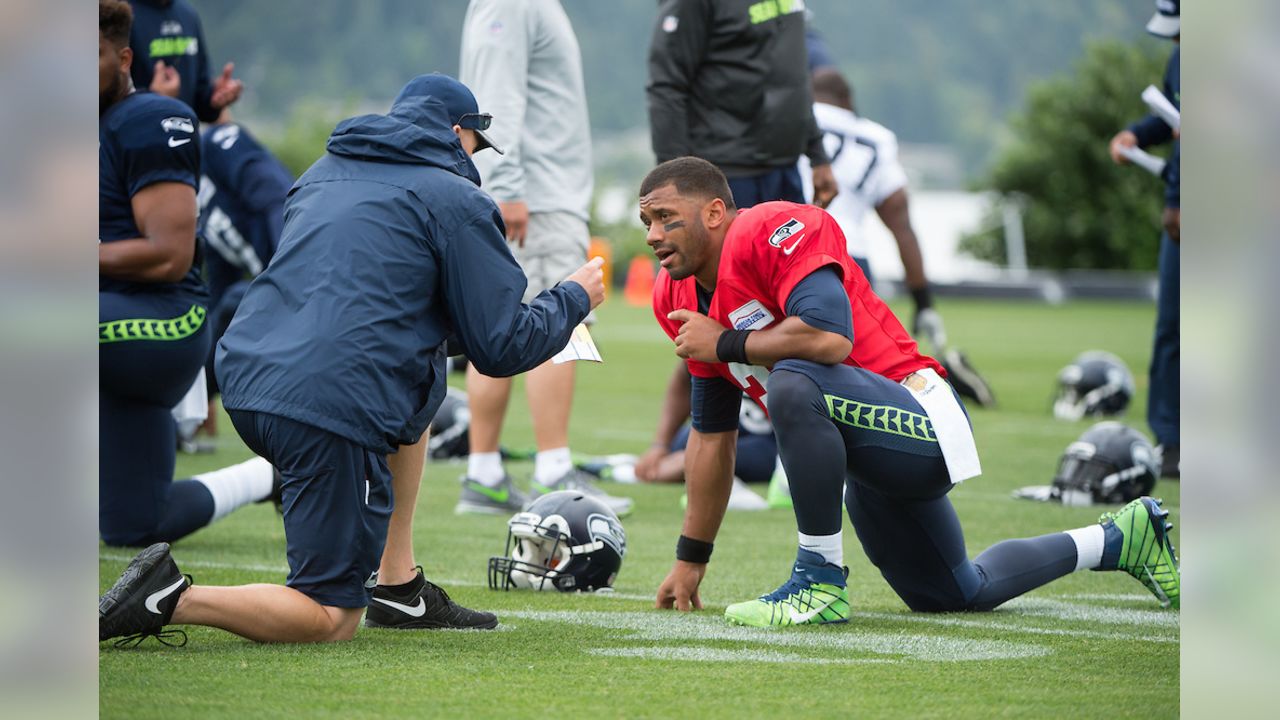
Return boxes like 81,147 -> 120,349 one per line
728,300 -> 776,331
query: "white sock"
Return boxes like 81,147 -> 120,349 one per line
1065,525 -> 1106,572
467,452 -> 505,487
534,447 -> 573,484
798,531 -> 843,568
194,456 -> 275,522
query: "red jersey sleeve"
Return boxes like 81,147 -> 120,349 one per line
652,267 -> 720,379
734,203 -> 852,313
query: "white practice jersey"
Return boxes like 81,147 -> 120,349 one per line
798,103 -> 908,259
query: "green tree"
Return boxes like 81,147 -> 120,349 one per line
960,40 -> 1171,270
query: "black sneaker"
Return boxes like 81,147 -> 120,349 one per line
364,567 -> 498,630
99,543 -> 192,647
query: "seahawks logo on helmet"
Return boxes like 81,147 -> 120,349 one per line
488,490 -> 626,593
1052,351 -> 1134,421
1013,421 -> 1158,506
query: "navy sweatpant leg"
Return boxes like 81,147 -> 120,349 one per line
768,359 -> 1079,611
99,291 -> 213,546
1148,233 -> 1180,446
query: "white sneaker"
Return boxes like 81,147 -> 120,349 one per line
727,477 -> 768,511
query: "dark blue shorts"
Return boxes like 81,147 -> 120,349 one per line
227,409 -> 392,608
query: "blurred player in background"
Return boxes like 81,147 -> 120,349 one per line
639,157 -> 1179,624
459,0 -> 632,517
1108,0 -> 1180,478
99,0 -> 274,549
798,60 -> 994,407
127,0 -> 242,123
194,110 -> 294,440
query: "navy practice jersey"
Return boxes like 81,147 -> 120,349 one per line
99,91 -> 205,300
197,122 -> 293,300
128,0 -> 218,122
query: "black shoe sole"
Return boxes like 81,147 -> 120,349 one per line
363,616 -> 499,631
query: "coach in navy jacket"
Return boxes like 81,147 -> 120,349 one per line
218,86 -> 590,455
147,74 -> 605,642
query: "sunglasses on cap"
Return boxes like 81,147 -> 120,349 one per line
457,112 -> 493,131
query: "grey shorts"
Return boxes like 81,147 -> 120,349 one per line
511,211 -> 590,303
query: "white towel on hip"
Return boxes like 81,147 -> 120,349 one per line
901,368 -> 982,483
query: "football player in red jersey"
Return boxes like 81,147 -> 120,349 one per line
640,157 -> 1180,625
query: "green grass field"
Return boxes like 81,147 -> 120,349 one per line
99,298 -> 1179,719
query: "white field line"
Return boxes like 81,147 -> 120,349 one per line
1058,592 -> 1155,602
850,611 -> 1178,644
1002,597 -> 1179,627
589,646 -> 895,665
502,610 -> 1050,662
101,555 -> 1177,644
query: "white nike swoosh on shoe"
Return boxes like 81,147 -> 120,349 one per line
787,598 -> 835,624
144,577 -> 187,614
371,596 -> 426,617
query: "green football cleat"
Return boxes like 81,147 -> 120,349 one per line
725,549 -> 849,627
1098,497 -> 1180,609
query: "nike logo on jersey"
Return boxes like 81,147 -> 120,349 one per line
371,596 -> 426,617
144,577 -> 187,614
168,136 -> 192,148
781,233 -> 805,255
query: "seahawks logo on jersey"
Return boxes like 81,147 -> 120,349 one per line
767,218 -> 805,248
160,116 -> 195,134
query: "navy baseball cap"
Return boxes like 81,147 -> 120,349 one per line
1145,0 -> 1179,38
393,73 -> 503,154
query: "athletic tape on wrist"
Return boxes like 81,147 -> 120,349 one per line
676,535 -> 714,564
715,329 -> 753,365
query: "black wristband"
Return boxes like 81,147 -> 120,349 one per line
715,329 -> 752,364
676,535 -> 714,564
910,286 -> 933,311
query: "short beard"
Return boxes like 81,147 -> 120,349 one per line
665,217 -> 707,282
99,70 -> 128,116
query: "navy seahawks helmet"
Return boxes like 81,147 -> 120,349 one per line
1052,351 -> 1134,420
488,490 -> 626,592
1052,422 -> 1158,505
427,387 -> 470,460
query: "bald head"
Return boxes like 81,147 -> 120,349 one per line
812,67 -> 854,113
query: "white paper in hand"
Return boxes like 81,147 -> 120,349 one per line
1141,85 -> 1180,131
551,324 -> 603,364
1117,145 -> 1167,177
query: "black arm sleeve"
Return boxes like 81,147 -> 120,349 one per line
784,267 -> 854,342
690,374 -> 741,434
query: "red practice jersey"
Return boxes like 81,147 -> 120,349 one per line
653,201 -> 943,412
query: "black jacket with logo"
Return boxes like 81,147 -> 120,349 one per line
647,0 -> 828,175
